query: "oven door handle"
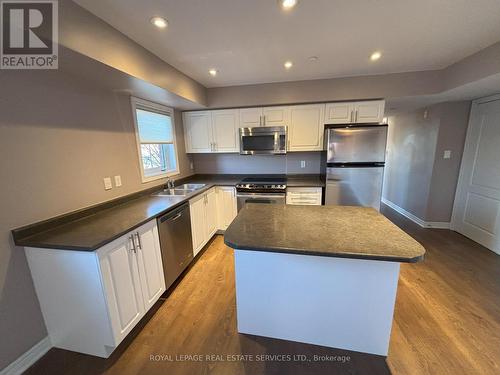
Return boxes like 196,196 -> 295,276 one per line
236,193 -> 286,199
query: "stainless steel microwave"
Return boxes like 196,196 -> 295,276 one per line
239,126 -> 287,155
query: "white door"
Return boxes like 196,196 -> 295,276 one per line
452,96 -> 500,254
325,102 -> 355,124
135,221 -> 166,310
262,106 -> 290,127
211,109 -> 239,152
99,236 -> 144,344
355,100 -> 385,123
184,111 -> 212,153
240,107 -> 263,127
289,104 -> 325,151
217,187 -> 237,230
190,195 -> 206,256
205,188 -> 218,238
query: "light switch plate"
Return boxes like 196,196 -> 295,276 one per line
114,175 -> 122,187
443,150 -> 451,159
103,177 -> 112,190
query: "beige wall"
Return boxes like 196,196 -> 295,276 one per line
57,0 -> 207,106
383,101 -> 470,222
0,69 -> 193,370
206,42 -> 500,110
207,70 -> 443,108
426,102 -> 471,222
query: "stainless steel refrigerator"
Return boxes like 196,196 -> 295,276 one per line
325,124 -> 388,211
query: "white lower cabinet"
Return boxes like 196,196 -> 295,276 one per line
286,187 -> 323,205
189,187 -> 218,256
24,219 -> 165,358
216,186 -> 237,230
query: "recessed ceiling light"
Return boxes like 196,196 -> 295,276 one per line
279,0 -> 298,10
370,51 -> 382,61
209,69 -> 218,76
284,61 -> 293,69
150,16 -> 168,28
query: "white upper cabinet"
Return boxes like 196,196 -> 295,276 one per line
325,100 -> 385,124
239,106 -> 290,127
211,109 -> 239,152
289,104 -> 325,151
183,111 -> 212,153
239,107 -> 263,127
355,100 -> 385,123
324,102 -> 355,124
184,110 -> 239,153
262,106 -> 290,127
184,100 -> 384,153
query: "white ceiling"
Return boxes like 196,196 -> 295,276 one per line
74,0 -> 500,88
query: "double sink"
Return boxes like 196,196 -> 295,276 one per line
153,183 -> 206,197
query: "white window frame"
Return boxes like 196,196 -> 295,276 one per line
131,97 -> 180,183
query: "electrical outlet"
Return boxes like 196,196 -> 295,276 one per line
443,150 -> 451,159
103,177 -> 113,190
300,160 -> 306,168
114,175 -> 122,187
190,161 -> 194,170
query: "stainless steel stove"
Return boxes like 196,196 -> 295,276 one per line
235,177 -> 287,211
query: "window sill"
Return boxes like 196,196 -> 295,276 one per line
142,170 -> 179,184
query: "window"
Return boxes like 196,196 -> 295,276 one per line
131,98 -> 179,182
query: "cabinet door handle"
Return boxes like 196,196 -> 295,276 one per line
262,115 -> 266,126
350,110 -> 354,123
135,232 -> 142,250
129,235 -> 137,254
355,110 -> 358,123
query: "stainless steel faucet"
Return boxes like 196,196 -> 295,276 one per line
166,178 -> 175,189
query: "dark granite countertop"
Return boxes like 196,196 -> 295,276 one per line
12,174 -> 324,251
224,204 -> 425,263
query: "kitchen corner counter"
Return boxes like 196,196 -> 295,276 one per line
224,204 -> 425,263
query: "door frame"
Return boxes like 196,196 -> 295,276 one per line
451,94 -> 500,250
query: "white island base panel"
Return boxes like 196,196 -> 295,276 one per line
234,249 -> 400,356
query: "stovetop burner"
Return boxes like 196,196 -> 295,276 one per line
236,176 -> 287,193
239,177 -> 286,185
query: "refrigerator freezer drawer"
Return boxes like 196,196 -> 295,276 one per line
326,167 -> 384,211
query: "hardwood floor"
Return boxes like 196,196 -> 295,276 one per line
26,206 -> 500,374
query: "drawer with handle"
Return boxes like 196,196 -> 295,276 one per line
286,187 -> 322,205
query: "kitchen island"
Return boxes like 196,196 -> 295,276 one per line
224,204 -> 425,356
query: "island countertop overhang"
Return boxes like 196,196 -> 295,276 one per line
224,204 -> 425,263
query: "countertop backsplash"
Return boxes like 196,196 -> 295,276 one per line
191,151 -> 325,175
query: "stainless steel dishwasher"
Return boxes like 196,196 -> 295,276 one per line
157,203 -> 194,290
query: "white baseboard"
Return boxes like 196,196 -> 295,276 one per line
0,337 -> 51,375
381,198 -> 451,229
